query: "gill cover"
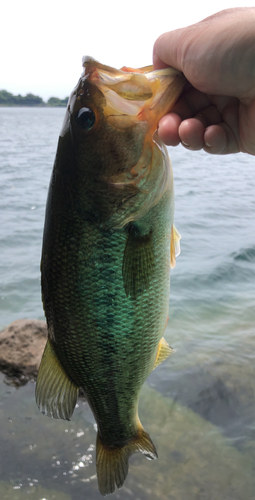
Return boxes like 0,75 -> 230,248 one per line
72,57 -> 186,230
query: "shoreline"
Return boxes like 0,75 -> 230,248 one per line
0,90 -> 68,107
0,104 -> 67,108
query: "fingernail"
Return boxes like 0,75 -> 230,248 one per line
205,141 -> 211,147
181,141 -> 189,147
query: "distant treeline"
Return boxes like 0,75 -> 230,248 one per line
0,90 -> 69,107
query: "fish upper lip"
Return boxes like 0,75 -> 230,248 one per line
69,58 -> 186,136
81,58 -> 186,125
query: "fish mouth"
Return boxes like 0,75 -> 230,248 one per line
81,56 -> 187,131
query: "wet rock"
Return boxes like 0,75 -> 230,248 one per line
0,319 -> 47,384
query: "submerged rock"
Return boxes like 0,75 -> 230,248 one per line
0,379 -> 254,500
149,321 -> 255,448
133,385 -> 255,500
0,319 -> 47,384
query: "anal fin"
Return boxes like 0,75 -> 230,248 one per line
170,224 -> 181,269
35,339 -> 79,420
153,337 -> 175,370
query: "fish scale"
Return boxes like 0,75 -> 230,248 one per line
36,57 -> 185,496
45,189 -> 171,436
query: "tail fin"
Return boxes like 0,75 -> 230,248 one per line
96,426 -> 157,496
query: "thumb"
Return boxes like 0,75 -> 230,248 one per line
153,28 -> 185,72
153,8 -> 255,96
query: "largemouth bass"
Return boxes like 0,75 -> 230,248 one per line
36,57 -> 186,496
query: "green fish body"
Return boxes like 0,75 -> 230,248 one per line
36,57 -> 185,495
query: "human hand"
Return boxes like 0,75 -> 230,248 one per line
153,8 -> 255,155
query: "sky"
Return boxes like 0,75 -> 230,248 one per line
1,0 -> 254,100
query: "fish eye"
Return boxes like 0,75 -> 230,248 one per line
75,107 -> 95,130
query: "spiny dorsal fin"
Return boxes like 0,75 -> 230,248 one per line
170,224 -> 181,269
122,223 -> 155,299
96,425 -> 157,496
35,339 -> 79,420
153,337 -> 175,370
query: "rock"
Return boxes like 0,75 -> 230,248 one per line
0,319 -> 47,383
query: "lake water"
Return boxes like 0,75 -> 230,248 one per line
0,107 -> 254,500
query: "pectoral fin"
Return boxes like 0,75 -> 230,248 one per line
153,337 -> 175,370
35,339 -> 79,420
122,224 -> 155,299
170,224 -> 181,269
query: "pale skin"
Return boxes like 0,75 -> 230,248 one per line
153,8 -> 255,155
